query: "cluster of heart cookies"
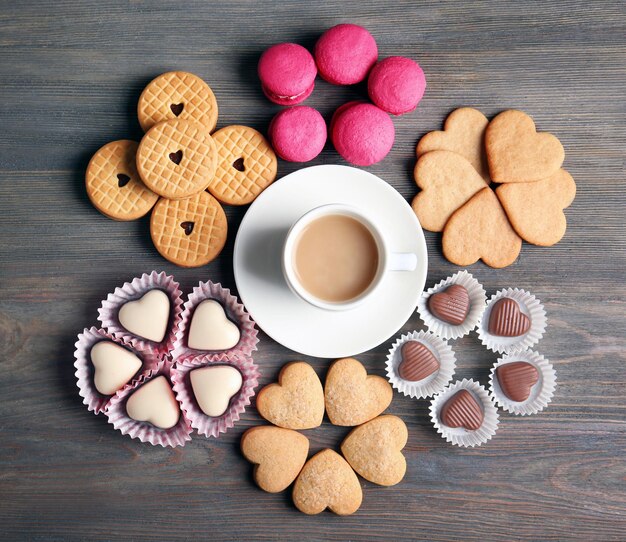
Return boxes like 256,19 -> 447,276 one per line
241,359 -> 407,515
412,108 -> 576,268
74,272 -> 260,446
85,71 -> 278,267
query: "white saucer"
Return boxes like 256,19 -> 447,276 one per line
233,165 -> 428,358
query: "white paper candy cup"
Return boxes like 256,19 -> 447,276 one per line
429,379 -> 499,447
416,270 -> 486,340
489,351 -> 557,415
477,288 -> 546,355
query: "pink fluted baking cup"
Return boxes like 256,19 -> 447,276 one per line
171,354 -> 260,438
74,327 -> 160,414
105,360 -> 192,447
171,281 -> 258,360
97,271 -> 183,358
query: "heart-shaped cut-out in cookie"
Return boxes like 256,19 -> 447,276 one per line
170,102 -> 184,116
427,284 -> 470,325
91,340 -> 142,395
187,300 -> 241,350
442,187 -> 522,269
496,169 -> 576,246
341,415 -> 408,486
169,150 -> 183,165
440,389 -> 483,430
256,362 -> 324,430
190,365 -> 242,417
486,109 -> 564,183
293,449 -> 362,515
126,375 -> 180,429
118,289 -> 170,342
412,150 -> 488,232
496,362 -> 539,402
325,357 -> 392,426
488,298 -> 531,337
398,341 -> 440,382
241,426 -> 309,493
417,107 -> 490,181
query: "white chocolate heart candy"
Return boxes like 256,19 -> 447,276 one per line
91,341 -> 142,395
118,289 -> 170,342
187,300 -> 240,350
190,365 -> 243,417
126,376 -> 180,429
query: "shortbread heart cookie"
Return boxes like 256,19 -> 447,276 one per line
341,415 -> 407,486
125,375 -> 181,430
417,107 -> 490,181
187,300 -> 241,350
256,362 -> 324,430
293,449 -> 362,515
495,362 -> 539,402
486,109 -> 565,183
442,187 -> 522,268
496,169 -> 576,246
118,289 -> 170,342
412,150 -> 488,232
241,426 -> 309,493
325,357 -> 392,426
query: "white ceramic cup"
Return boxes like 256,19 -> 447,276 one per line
282,204 -> 418,311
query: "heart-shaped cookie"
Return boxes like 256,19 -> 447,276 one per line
486,109 -> 565,183
440,389 -> 483,430
256,362 -> 324,430
241,426 -> 309,493
412,150 -> 488,232
427,284 -> 470,325
118,289 -> 170,342
488,298 -> 530,337
91,340 -> 142,395
341,415 -> 408,486
398,341 -> 439,381
125,376 -> 180,429
496,362 -> 539,402
442,187 -> 522,268
187,299 -> 241,350
496,169 -> 576,246
190,365 -> 242,417
417,107 -> 490,181
292,449 -> 362,515
324,357 -> 392,426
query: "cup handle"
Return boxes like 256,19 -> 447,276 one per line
388,252 -> 418,272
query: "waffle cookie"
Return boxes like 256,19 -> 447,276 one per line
137,71 -> 218,133
150,191 -> 227,267
137,119 -> 218,200
207,125 -> 277,206
86,140 -> 158,221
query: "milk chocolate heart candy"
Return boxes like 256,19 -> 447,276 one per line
190,365 -> 242,417
496,362 -> 539,402
488,298 -> 530,337
293,449 -> 362,515
118,289 -> 170,342
398,341 -> 439,381
440,389 -> 483,430
427,284 -> 470,325
187,299 -> 240,350
241,426 -> 309,493
486,109 -> 565,183
90,341 -> 142,395
126,376 -> 180,429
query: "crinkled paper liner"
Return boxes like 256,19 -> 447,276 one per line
429,379 -> 499,447
171,280 -> 258,360
489,351 -> 557,415
416,270 -> 487,340
105,360 -> 192,447
476,288 -> 547,355
386,331 -> 456,399
97,271 -> 183,358
171,354 -> 260,438
74,326 -> 161,415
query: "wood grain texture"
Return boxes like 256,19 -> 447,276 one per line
0,1 -> 625,540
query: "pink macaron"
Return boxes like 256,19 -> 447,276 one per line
331,102 -> 395,166
258,43 -> 317,105
314,24 -> 378,85
269,106 -> 327,162
367,56 -> 426,115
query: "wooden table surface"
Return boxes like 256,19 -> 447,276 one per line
1,1 -> 625,540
